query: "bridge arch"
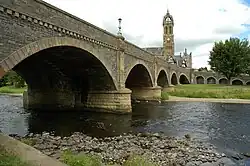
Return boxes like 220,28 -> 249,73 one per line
125,64 -> 153,88
156,69 -> 169,88
196,76 -> 205,84
179,74 -> 190,84
232,79 -> 244,85
0,37 -> 118,90
207,77 -> 216,84
171,72 -> 178,85
246,81 -> 250,85
218,78 -> 228,85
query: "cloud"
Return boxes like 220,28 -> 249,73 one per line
43,0 -> 250,69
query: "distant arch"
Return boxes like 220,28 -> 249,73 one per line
232,79 -> 243,85
196,76 -> 205,84
219,78 -> 228,85
246,81 -> 250,85
207,77 -> 216,84
157,69 -> 169,87
171,73 -> 178,85
179,74 -> 190,84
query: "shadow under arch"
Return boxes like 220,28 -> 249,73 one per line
0,37 -> 118,90
207,77 -> 216,84
157,69 -> 169,87
125,64 -> 153,88
219,78 -> 228,85
179,74 -> 190,84
196,76 -> 205,84
171,73 -> 178,85
232,79 -> 243,85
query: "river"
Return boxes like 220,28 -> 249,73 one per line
1,94 -> 250,165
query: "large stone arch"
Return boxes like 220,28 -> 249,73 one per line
246,81 -> 250,85
219,78 -> 228,85
125,64 -> 153,88
125,61 -> 154,87
0,37 -> 118,90
179,74 -> 190,84
207,77 -> 216,84
232,79 -> 244,85
196,76 -> 205,84
0,37 -> 132,112
171,72 -> 178,85
156,68 -> 169,88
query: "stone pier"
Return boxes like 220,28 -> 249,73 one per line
130,86 -> 162,101
23,88 -> 132,113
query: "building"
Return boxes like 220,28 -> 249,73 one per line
143,10 -> 192,68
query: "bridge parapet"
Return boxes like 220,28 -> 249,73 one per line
0,0 -> 119,49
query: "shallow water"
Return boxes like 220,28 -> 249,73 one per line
1,95 -> 250,164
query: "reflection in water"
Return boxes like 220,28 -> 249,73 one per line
1,95 -> 250,158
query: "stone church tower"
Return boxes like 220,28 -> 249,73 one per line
163,10 -> 174,59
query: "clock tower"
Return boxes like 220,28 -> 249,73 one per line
163,9 -> 174,59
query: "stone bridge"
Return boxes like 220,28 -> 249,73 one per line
0,0 -> 192,113
194,71 -> 250,85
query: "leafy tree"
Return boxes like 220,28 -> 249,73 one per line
0,70 -> 26,88
209,37 -> 250,82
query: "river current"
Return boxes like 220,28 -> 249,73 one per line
1,94 -> 250,164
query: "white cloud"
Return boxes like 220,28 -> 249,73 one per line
44,0 -> 250,69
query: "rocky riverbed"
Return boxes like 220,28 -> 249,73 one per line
14,132 -> 236,166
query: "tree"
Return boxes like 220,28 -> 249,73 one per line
0,70 -> 25,88
209,37 -> 250,82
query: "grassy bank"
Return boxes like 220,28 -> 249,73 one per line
0,148 -> 32,166
166,84 -> 250,99
61,150 -> 157,166
0,86 -> 26,94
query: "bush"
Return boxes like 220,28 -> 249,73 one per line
61,150 -> 102,166
161,92 -> 169,100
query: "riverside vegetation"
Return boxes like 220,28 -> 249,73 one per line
165,84 -> 250,99
0,147 -> 32,166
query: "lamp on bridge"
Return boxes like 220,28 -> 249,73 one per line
117,18 -> 124,40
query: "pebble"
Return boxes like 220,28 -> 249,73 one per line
15,132 -> 237,166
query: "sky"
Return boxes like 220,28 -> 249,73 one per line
43,0 -> 250,69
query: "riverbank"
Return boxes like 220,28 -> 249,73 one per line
13,132 -> 236,166
0,86 -> 26,95
166,84 -> 250,99
167,96 -> 250,104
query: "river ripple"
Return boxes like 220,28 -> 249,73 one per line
1,94 -> 250,161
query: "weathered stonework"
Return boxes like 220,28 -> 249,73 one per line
130,86 -> 162,101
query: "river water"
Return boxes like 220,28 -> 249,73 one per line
1,94 -> 250,164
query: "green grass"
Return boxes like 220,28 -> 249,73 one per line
0,86 -> 26,94
60,150 -> 158,166
166,84 -> 250,99
0,148 -> 32,166
61,150 -> 103,166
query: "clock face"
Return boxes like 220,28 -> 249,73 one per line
167,38 -> 170,41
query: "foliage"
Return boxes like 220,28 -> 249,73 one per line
0,70 -> 26,88
123,155 -> 158,166
0,86 -> 26,94
161,91 -> 169,100
61,150 -> 102,166
209,37 -> 250,81
168,84 -> 250,99
0,148 -> 32,166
